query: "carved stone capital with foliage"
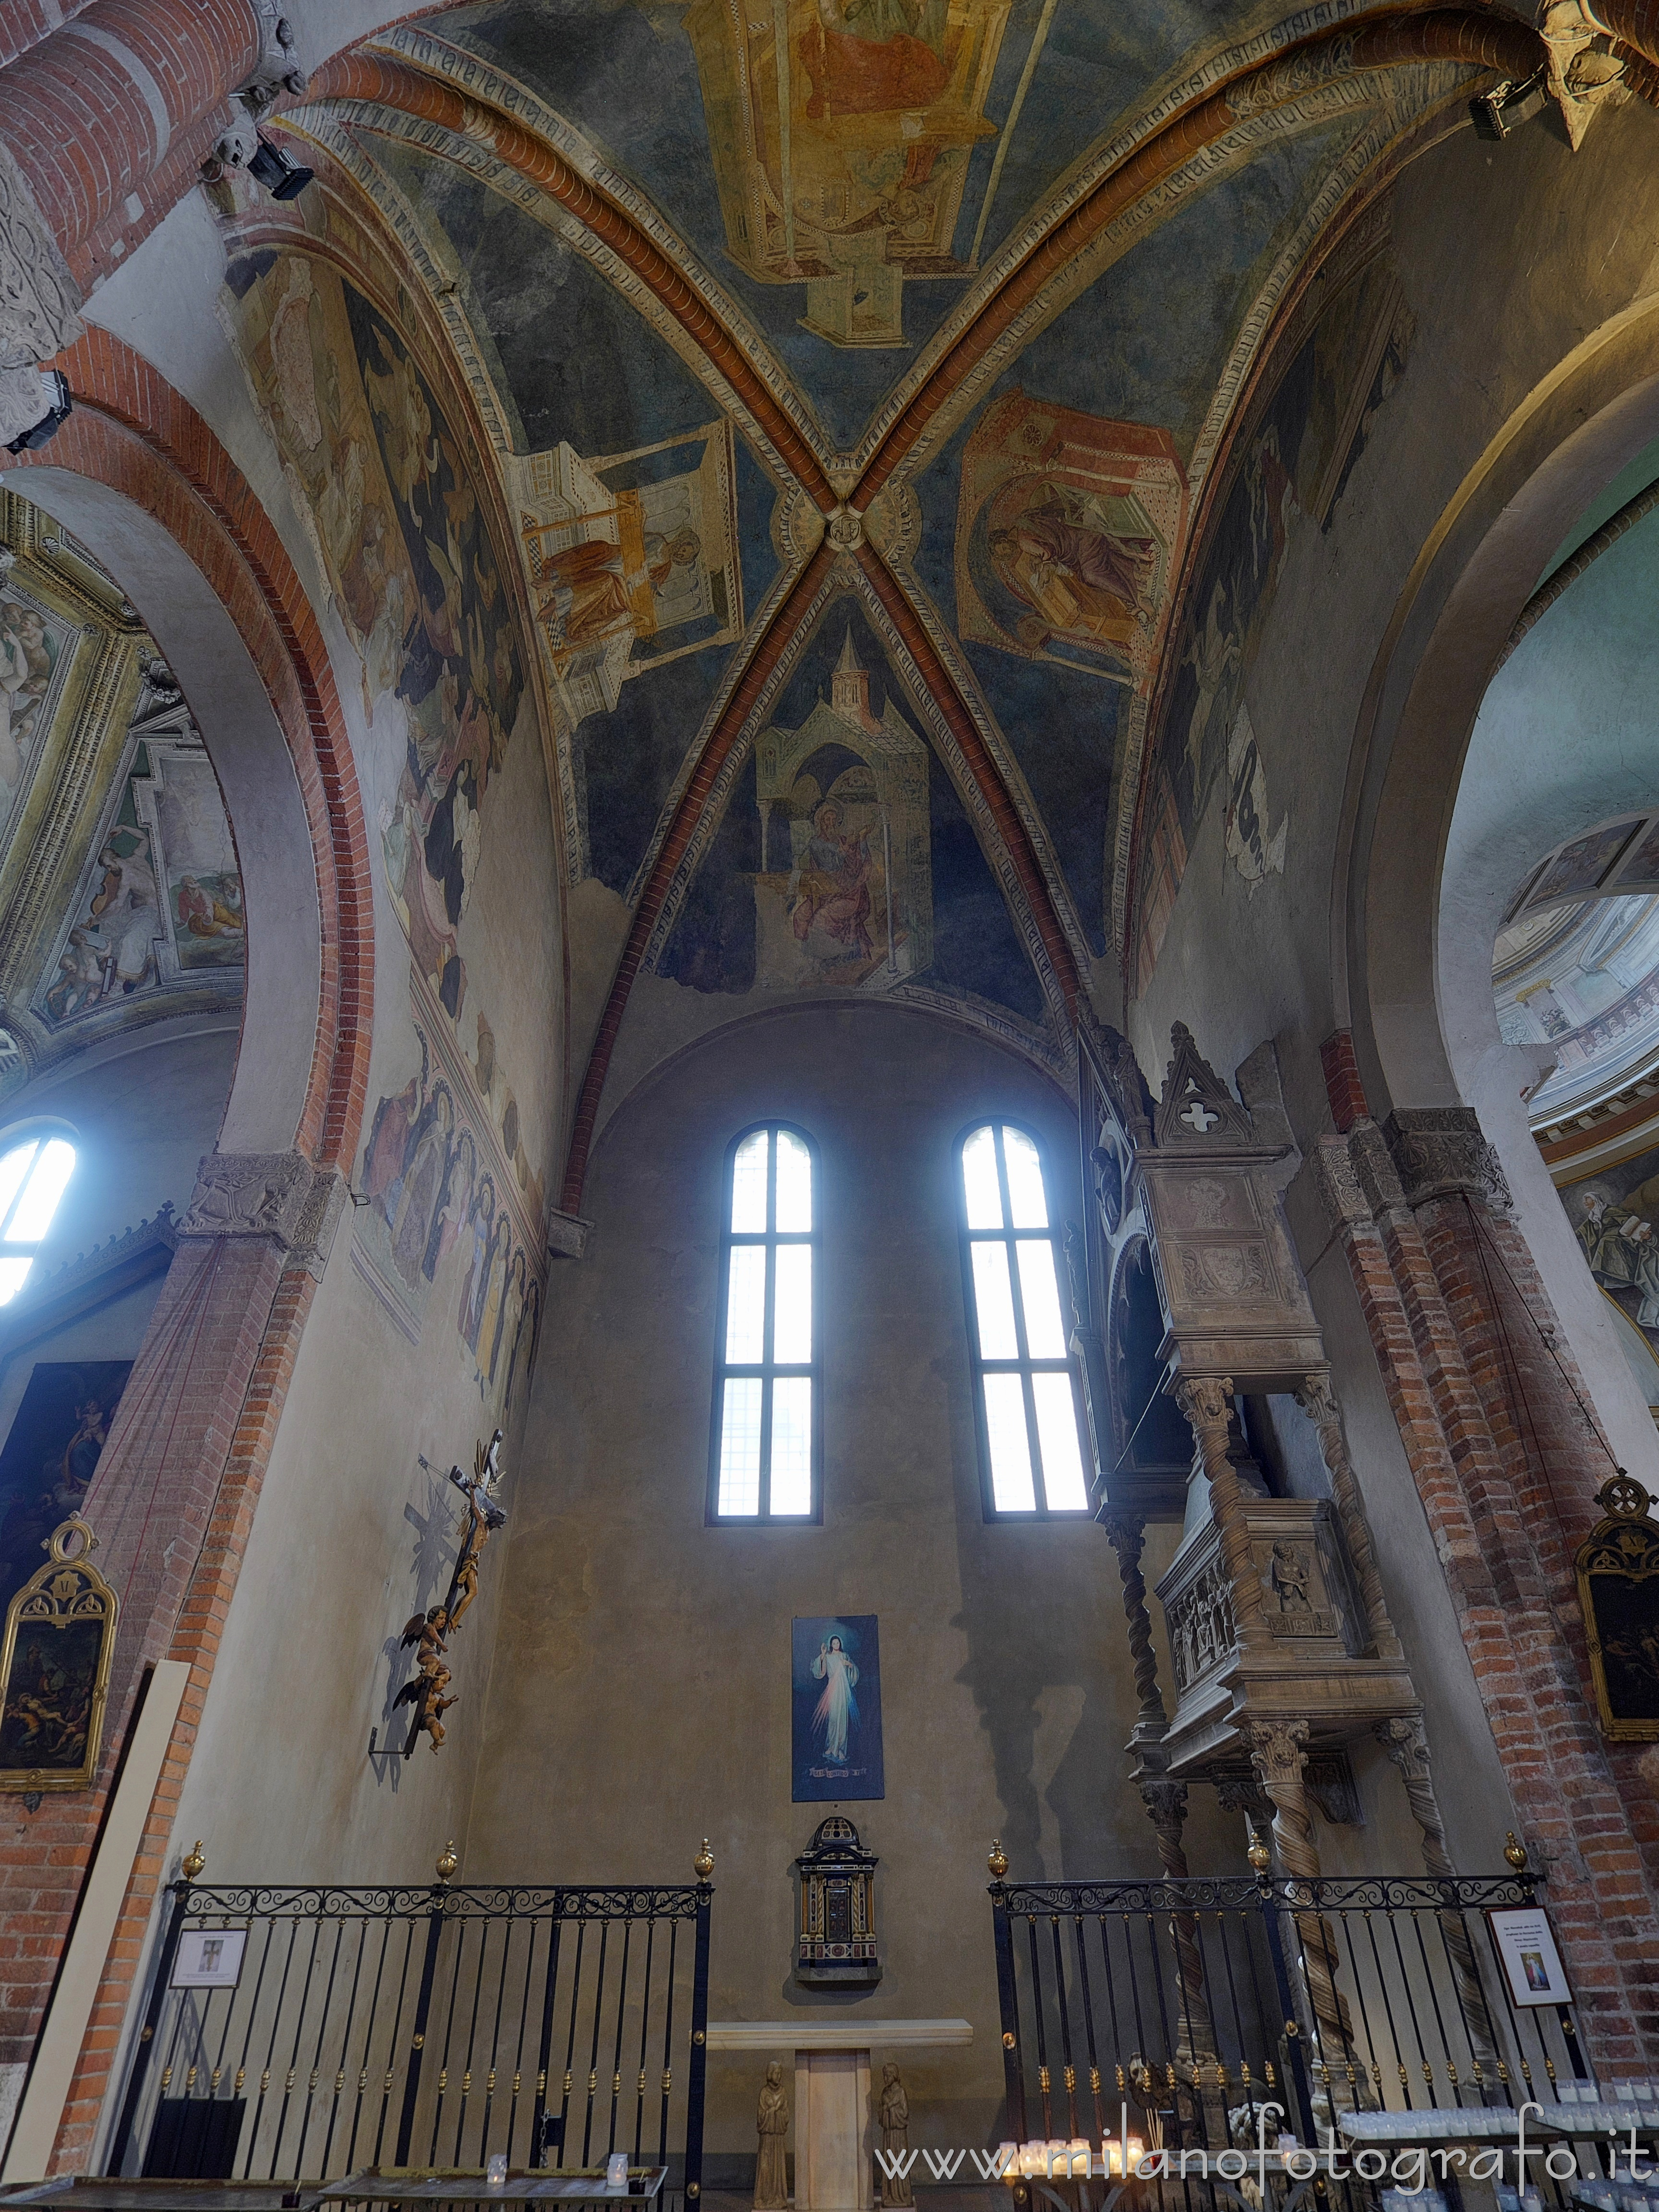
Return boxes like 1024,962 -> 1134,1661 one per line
1244,1717 -> 1310,1791
0,140 -> 84,442
1383,1108 -> 1511,1213
1174,1373 -> 1234,1435
1374,1713 -> 1431,1786
1140,1778 -> 1189,1833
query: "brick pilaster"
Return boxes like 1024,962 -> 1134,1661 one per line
1314,1119 -> 1659,2067
0,1157 -> 345,2169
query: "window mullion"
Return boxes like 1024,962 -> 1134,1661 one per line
760,1237 -> 777,1516
1003,1226 -> 1046,1508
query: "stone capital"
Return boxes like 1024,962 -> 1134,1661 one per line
1174,1374 -> 1234,1431
1373,1712 -> 1431,1786
1244,1717 -> 1310,1790
1382,1108 -> 1511,1213
0,139 -> 84,392
180,1151 -> 348,1277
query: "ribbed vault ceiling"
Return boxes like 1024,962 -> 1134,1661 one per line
243,0 -> 1651,1201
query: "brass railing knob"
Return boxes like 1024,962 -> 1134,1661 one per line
181,1841 -> 206,1882
436,1840 -> 459,1883
1247,1830 -> 1272,1873
694,1839 -> 715,1881
1503,1831 -> 1528,1871
988,1839 -> 1009,1880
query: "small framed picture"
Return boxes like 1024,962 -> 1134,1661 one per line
1487,1906 -> 1573,2008
170,1928 -> 247,1990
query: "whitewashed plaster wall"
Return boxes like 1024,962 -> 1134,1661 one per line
472,1000 -> 1326,2159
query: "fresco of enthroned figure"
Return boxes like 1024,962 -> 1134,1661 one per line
673,0 -> 1012,346
754,629 -> 932,986
957,392 -> 1188,681
508,424 -> 743,729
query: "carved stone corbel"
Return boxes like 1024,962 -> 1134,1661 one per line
1538,0 -> 1629,145
203,1 -> 309,175
179,1151 -> 347,1278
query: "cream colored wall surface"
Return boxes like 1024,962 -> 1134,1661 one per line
469,1003 -> 1232,2155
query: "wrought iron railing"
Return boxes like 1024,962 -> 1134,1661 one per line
992,1872 -> 1587,2162
106,1879 -> 712,2196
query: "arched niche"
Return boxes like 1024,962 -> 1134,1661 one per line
1341,304 -> 1659,1471
1344,298 -> 1659,1115
0,467 -> 324,1158
1105,1232 -> 1192,1508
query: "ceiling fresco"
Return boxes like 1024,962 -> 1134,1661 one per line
0,492 -> 246,1104
244,0 -> 1582,1194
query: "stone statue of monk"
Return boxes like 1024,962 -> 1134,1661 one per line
878,2062 -> 911,2207
754,2059 -> 790,2210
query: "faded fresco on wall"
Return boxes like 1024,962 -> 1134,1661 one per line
224,252 -> 526,1026
226,248 -> 551,1315
1133,256 -> 1413,985
36,732 -> 244,1028
956,394 -> 1186,684
353,988 -> 543,1417
1564,1143 -> 1659,1365
0,579 -> 74,856
660,604 -> 1046,1028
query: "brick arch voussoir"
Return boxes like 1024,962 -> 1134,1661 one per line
8,327 -> 375,1171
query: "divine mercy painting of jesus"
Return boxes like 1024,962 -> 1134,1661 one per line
792,1614 -> 884,1801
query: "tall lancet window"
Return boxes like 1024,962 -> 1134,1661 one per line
958,1123 -> 1090,1518
710,1125 -> 820,1522
0,1130 -> 76,1305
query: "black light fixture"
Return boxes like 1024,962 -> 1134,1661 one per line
246,135 -> 313,201
3,370 -> 72,457
1470,71 -> 1547,138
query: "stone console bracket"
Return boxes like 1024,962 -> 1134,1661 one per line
180,1151 -> 349,1279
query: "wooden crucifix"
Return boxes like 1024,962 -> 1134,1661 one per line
394,1427 -> 506,1756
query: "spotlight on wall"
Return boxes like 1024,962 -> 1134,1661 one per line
3,370 -> 73,457
1470,71 -> 1546,138
246,135 -> 313,201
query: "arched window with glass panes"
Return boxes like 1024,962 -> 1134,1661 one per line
958,1122 -> 1091,1517
709,1124 -> 820,1522
0,1128 -> 76,1305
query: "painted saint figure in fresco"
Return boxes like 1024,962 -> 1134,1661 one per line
1563,1142 -> 1659,1364
789,801 -> 874,960
811,1634 -> 860,1764
0,601 -> 52,792
90,834 -> 160,996
988,484 -> 1155,649
805,0 -> 950,117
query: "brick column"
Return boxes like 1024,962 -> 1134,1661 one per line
0,0 -> 289,441
1312,1118 -> 1659,2066
0,1151 -> 345,2166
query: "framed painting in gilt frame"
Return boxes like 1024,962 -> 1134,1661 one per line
0,1516 -> 118,1792
1575,1473 -> 1659,1742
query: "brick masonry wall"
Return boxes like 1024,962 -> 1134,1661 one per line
1314,1094 -> 1659,2068
0,0 -> 259,294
